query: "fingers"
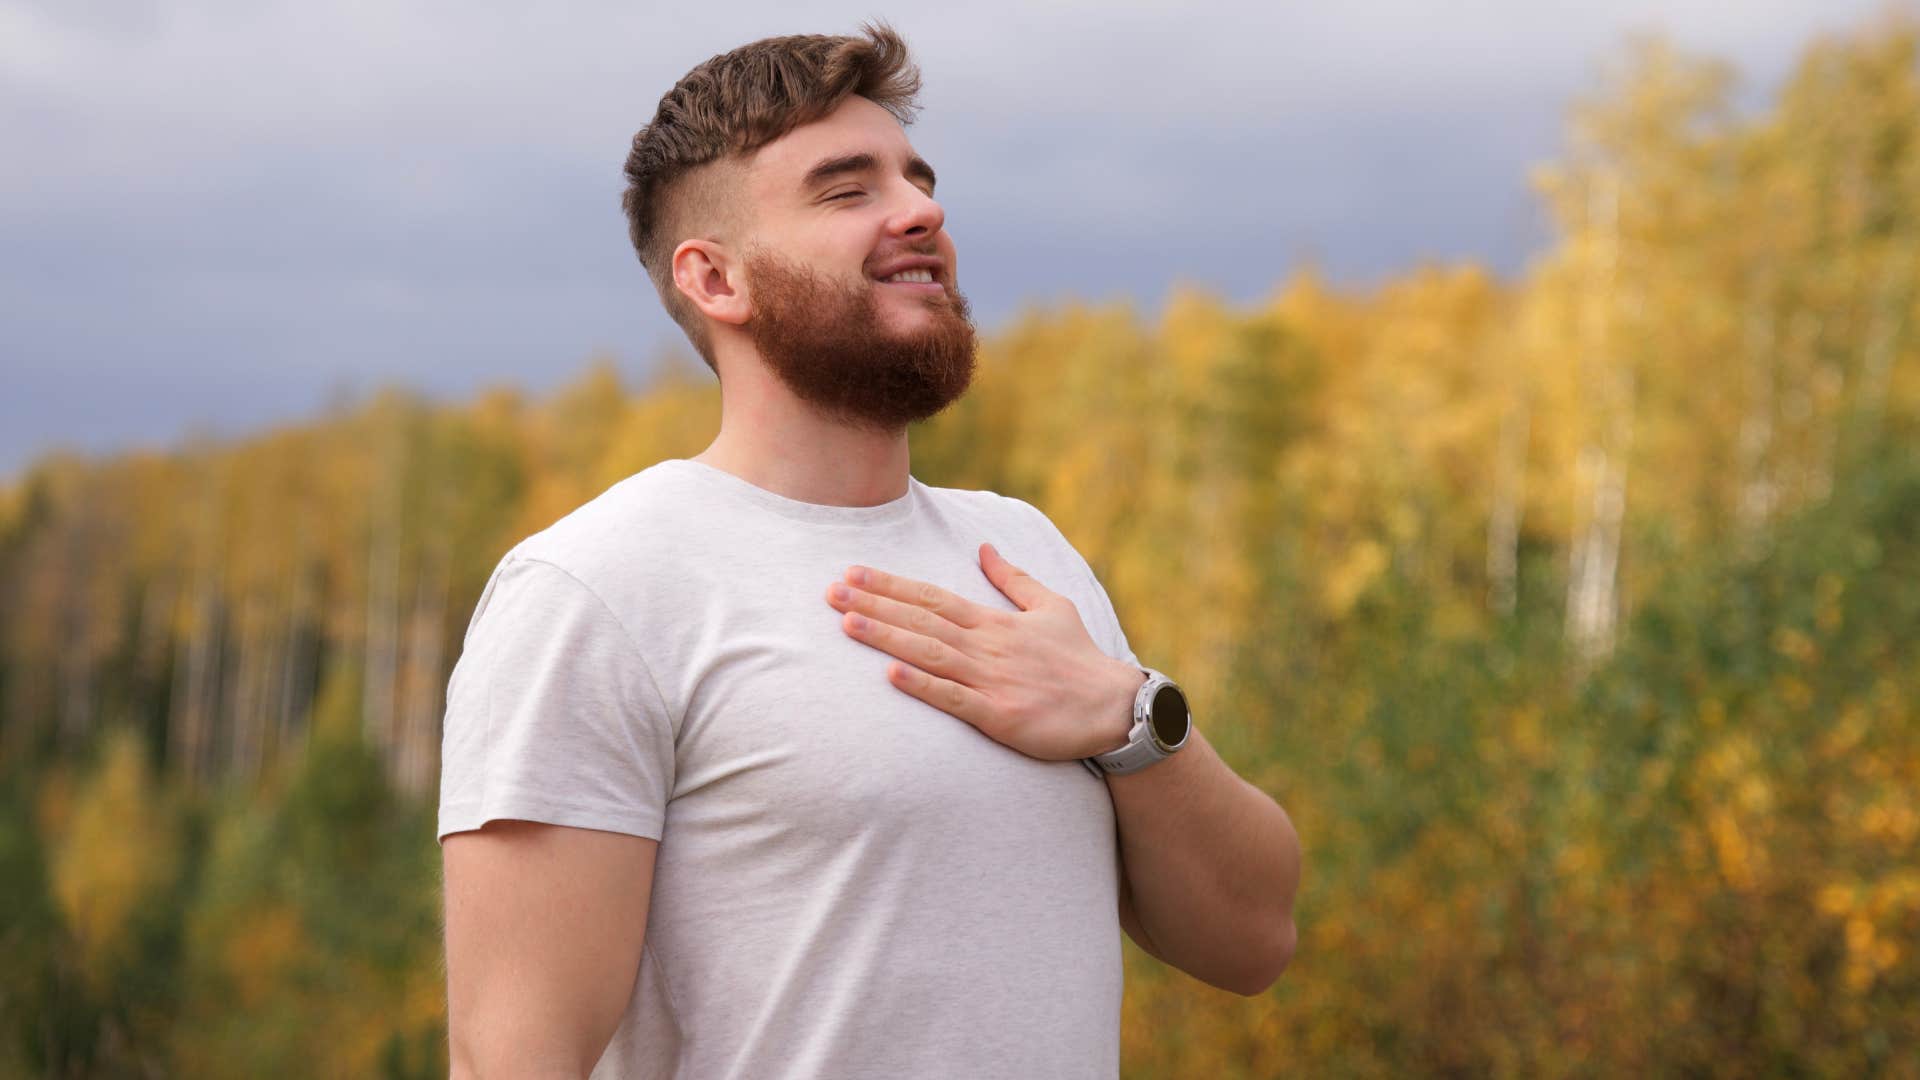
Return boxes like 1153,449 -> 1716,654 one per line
832,594 -> 984,687
884,662 -> 993,731
978,542 -> 1053,613
826,581 -> 969,651
843,565 -> 992,629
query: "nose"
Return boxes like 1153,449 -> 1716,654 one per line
887,180 -> 945,241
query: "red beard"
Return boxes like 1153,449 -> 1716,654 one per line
742,248 -> 977,433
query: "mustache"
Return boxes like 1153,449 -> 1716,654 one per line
864,240 -> 941,270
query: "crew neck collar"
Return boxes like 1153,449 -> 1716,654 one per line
661,458 -> 919,526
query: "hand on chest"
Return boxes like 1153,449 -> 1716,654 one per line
667,543 -> 1103,845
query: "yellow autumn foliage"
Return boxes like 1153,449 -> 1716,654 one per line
45,728 -> 181,992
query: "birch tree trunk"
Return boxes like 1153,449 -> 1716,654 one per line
169,455 -> 224,788
397,540 -> 451,800
1565,170 -> 1631,677
135,573 -> 178,744
1859,238 -> 1916,438
228,583 -> 284,787
363,423 -> 404,760
277,512 -> 316,768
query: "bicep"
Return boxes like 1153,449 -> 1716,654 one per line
444,819 -> 659,1078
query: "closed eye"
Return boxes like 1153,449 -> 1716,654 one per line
826,189 -> 864,202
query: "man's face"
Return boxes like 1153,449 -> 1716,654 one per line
735,95 -> 975,431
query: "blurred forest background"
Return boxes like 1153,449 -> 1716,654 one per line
4,18 -> 1920,1079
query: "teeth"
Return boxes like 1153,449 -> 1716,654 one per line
884,268 -> 934,284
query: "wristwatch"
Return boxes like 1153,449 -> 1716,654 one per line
1081,668 -> 1192,777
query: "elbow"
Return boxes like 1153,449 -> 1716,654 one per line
1231,915 -> 1297,998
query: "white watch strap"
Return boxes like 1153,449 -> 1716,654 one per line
1086,726 -> 1168,776
1080,668 -> 1179,777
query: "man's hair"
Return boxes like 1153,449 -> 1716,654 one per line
621,23 -> 923,371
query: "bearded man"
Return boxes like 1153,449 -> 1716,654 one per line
438,24 -> 1300,1080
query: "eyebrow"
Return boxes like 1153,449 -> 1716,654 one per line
801,152 -> 938,194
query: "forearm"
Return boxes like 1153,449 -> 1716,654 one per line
819,552 -> 1302,990
1107,721 -> 1301,994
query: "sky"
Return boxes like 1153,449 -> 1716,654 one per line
0,0 -> 1904,483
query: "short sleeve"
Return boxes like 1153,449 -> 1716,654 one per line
1066,549 -> 1140,670
1006,497 -> 1141,670
436,554 -> 676,845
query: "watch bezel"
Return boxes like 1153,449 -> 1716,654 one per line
1145,679 -> 1192,753
1082,668 -> 1192,777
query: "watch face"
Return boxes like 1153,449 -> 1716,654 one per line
1149,683 -> 1191,749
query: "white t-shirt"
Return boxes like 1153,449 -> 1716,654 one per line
437,458 -> 1141,1080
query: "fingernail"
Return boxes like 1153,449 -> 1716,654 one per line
849,567 -> 869,585
829,583 -> 850,601
849,613 -> 869,631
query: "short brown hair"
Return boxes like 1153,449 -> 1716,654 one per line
621,24 -> 922,371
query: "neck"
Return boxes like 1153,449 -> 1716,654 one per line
691,357 -> 912,509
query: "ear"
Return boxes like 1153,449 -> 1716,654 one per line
672,239 -> 751,327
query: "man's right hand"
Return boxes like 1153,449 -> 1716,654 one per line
443,819 -> 659,1079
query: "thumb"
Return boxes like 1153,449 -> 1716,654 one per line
980,542 -> 1050,612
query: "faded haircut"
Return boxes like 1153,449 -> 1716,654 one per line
621,23 -> 922,372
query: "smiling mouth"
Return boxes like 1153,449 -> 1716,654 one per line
879,268 -> 937,284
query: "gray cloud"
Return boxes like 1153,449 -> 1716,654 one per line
0,0 -> 1901,480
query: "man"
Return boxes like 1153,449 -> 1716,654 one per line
439,24 -> 1300,1080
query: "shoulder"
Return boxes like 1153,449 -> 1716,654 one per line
916,479 -> 1064,539
458,470 -> 691,696
507,461 -> 702,586
456,463 -> 712,657
917,480 -> 1101,594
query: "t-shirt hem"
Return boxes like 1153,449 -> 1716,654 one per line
437,794 -> 665,845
